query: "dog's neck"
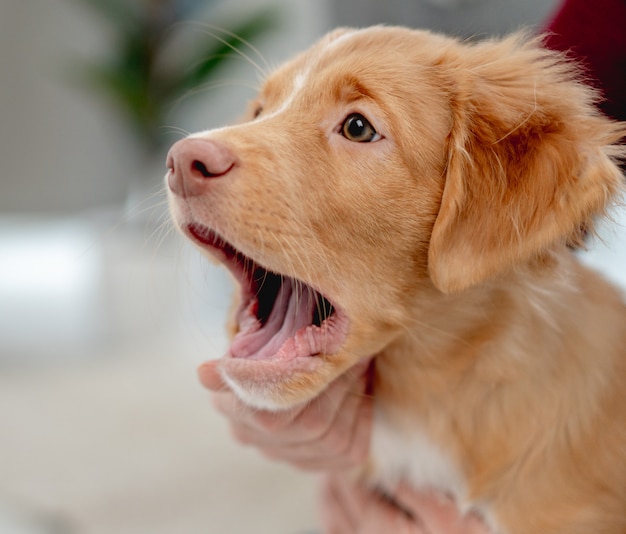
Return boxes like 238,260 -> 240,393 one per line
375,246 -> 623,414
370,246 -> 626,530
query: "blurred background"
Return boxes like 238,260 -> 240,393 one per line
0,0 -> 624,533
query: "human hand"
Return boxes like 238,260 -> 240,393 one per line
320,473 -> 488,534
197,358 -> 374,471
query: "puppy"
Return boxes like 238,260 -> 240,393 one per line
167,26 -> 626,533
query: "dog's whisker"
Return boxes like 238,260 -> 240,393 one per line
200,22 -> 272,75
186,22 -> 270,78
160,124 -> 191,140
132,198 -> 171,227
124,185 -> 170,221
192,78 -> 260,95
148,218 -> 177,257
169,79 -> 261,117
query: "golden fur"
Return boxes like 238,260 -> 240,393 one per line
168,27 -> 626,533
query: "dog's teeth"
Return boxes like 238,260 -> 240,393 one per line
239,301 -> 262,331
239,314 -> 261,334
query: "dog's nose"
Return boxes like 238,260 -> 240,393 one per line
166,138 -> 236,197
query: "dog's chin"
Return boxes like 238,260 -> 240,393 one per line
185,221 -> 353,410
217,350 -> 357,410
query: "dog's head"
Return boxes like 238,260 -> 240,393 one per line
167,27 -> 624,409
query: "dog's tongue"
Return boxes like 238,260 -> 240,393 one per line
230,280 -> 316,360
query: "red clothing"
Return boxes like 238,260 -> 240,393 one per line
544,0 -> 626,122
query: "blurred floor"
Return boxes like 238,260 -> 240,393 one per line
0,201 -> 624,534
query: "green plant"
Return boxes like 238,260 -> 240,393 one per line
71,0 -> 277,153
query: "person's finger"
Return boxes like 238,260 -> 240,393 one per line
223,358 -> 371,448
394,484 -> 487,534
319,475 -> 360,534
321,476 -> 425,534
201,358 -> 372,469
359,502 -> 421,534
259,372 -> 371,457
356,484 -> 427,534
261,448 -> 360,472
257,382 -> 373,469
213,391 -> 302,440
255,358 -> 371,444
337,386 -> 373,465
296,362 -> 371,449
197,360 -> 227,391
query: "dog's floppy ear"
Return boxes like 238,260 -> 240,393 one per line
428,34 -> 625,294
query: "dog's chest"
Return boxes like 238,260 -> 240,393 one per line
370,410 -> 506,532
370,407 -> 467,499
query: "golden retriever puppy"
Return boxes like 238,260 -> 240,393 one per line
167,26 -> 626,533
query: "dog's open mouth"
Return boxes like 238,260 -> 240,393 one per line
188,223 -> 349,362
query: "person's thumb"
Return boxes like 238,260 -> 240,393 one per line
197,359 -> 228,391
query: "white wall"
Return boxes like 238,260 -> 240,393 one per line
1,0 -> 131,213
0,0 -> 331,214
331,0 -> 561,36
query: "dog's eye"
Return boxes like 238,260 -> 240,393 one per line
341,113 -> 380,142
253,105 -> 263,119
